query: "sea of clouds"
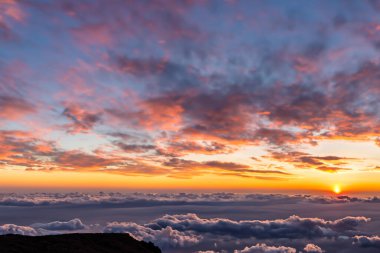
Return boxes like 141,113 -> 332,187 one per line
0,192 -> 380,253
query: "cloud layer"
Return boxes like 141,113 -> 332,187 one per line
145,214 -> 369,239
0,212 -> 376,252
1,192 -> 379,207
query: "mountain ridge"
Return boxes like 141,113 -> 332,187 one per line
0,233 -> 162,253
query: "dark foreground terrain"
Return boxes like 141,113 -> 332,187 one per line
0,233 -> 162,253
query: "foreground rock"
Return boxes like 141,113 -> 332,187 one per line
0,233 -> 162,253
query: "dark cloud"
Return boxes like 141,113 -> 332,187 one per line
103,57 -> 380,148
0,95 -> 35,120
254,128 -> 300,146
62,105 -> 101,133
264,150 -> 353,173
114,142 -> 156,153
354,235 -> 380,248
156,140 -> 235,157
53,151 -> 118,169
161,158 -> 288,178
113,56 -> 202,92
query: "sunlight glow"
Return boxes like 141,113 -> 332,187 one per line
333,185 -> 341,194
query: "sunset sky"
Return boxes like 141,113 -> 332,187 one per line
1,0 -> 380,193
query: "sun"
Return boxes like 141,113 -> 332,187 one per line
333,184 -> 341,194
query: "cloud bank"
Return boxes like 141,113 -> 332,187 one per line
0,192 -> 379,208
0,213 -> 377,252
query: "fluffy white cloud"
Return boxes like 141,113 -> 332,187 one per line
0,218 -> 87,236
235,243 -> 296,253
146,213 -> 370,239
104,221 -> 201,249
303,243 -> 324,253
0,224 -> 38,236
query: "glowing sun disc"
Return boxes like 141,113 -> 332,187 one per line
333,185 -> 341,194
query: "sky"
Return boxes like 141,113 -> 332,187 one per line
2,1 -> 380,253
1,0 -> 380,193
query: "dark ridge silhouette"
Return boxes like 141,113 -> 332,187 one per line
0,233 -> 162,253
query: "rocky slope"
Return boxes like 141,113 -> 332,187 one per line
0,233 -> 162,253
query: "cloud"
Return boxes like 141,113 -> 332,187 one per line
303,244 -> 324,253
147,213 -> 370,239
159,158 -> 291,178
53,0 -> 204,48
156,140 -> 236,157
235,243 -> 296,253
195,244 -> 300,253
0,0 -> 25,40
254,128 -> 301,146
104,222 -> 201,249
0,219 -> 86,237
62,105 -> 101,133
53,150 -> 119,170
376,138 -> 380,147
106,93 -> 185,131
71,23 -> 113,46
0,224 -> 38,236
113,142 -> 156,153
264,150 -> 353,173
0,208 -> 377,252
315,166 -> 350,173
31,218 -> 86,231
0,192 -> 379,207
104,54 -> 380,149
0,130 -> 57,169
353,235 -> 380,248
163,158 -> 249,171
0,95 -> 35,120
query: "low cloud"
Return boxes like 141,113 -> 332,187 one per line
147,213 -> 369,239
0,219 -> 86,236
31,218 -> 86,231
0,214 -> 377,252
303,243 -> 324,253
354,235 -> 380,248
235,243 -> 296,253
0,224 -> 38,236
104,222 -> 201,249
0,192 -> 379,207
